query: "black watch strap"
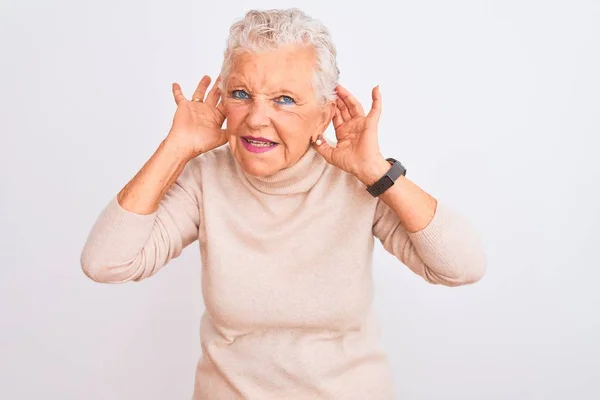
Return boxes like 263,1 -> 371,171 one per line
366,158 -> 407,197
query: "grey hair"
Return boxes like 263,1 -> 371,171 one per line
219,8 -> 339,103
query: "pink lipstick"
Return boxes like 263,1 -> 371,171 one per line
240,136 -> 279,154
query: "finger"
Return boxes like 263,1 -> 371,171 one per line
337,98 -> 351,122
332,107 -> 344,129
312,135 -> 334,165
216,99 -> 225,117
336,85 -> 365,117
366,85 -> 382,122
192,75 -> 211,102
172,83 -> 187,105
205,76 -> 222,107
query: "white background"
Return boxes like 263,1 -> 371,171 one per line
1,0 -> 599,399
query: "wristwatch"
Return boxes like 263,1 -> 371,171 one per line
366,158 -> 407,197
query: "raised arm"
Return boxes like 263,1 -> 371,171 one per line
310,83 -> 486,286
80,75 -> 228,283
80,140 -> 202,283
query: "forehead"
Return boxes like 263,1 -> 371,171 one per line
228,45 -> 316,94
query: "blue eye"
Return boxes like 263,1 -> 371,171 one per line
275,95 -> 296,105
231,90 -> 250,99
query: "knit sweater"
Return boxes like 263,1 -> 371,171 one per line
80,144 -> 486,399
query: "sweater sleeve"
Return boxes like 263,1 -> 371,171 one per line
372,200 -> 486,286
80,160 -> 202,283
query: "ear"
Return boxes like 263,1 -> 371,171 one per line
312,101 -> 336,142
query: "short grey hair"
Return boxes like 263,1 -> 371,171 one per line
219,8 -> 339,103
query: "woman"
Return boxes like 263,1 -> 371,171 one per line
81,8 -> 486,399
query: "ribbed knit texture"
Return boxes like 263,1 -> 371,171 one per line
81,144 -> 486,399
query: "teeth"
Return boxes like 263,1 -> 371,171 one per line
247,139 -> 274,147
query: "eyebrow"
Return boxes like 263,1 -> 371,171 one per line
226,75 -> 247,86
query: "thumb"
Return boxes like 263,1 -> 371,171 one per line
312,135 -> 335,165
366,85 -> 382,122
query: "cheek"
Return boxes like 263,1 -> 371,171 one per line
270,112 -> 305,144
272,109 -> 321,142
225,103 -> 249,131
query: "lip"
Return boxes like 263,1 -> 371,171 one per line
240,136 -> 279,154
241,136 -> 277,143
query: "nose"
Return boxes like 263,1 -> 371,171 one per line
245,100 -> 271,130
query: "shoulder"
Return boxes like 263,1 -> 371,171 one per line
187,143 -> 236,173
174,144 -> 235,192
319,161 -> 378,208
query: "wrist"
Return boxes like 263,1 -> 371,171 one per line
161,137 -> 196,165
163,135 -> 201,162
357,156 -> 392,186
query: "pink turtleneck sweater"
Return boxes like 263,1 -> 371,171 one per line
80,144 -> 486,399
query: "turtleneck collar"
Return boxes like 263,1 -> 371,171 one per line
233,145 -> 327,195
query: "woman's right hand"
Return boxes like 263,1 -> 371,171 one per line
166,75 -> 228,160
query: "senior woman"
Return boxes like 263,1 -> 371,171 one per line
81,8 -> 486,400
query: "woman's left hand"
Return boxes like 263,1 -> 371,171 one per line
313,85 -> 390,185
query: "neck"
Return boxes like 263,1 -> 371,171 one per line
233,146 -> 327,195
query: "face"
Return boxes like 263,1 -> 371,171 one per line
222,45 -> 335,177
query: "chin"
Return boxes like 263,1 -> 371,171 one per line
230,139 -> 283,177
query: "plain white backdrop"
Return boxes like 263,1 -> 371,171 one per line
1,0 -> 599,399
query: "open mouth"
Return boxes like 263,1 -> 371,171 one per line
240,136 -> 279,153
242,137 -> 278,147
